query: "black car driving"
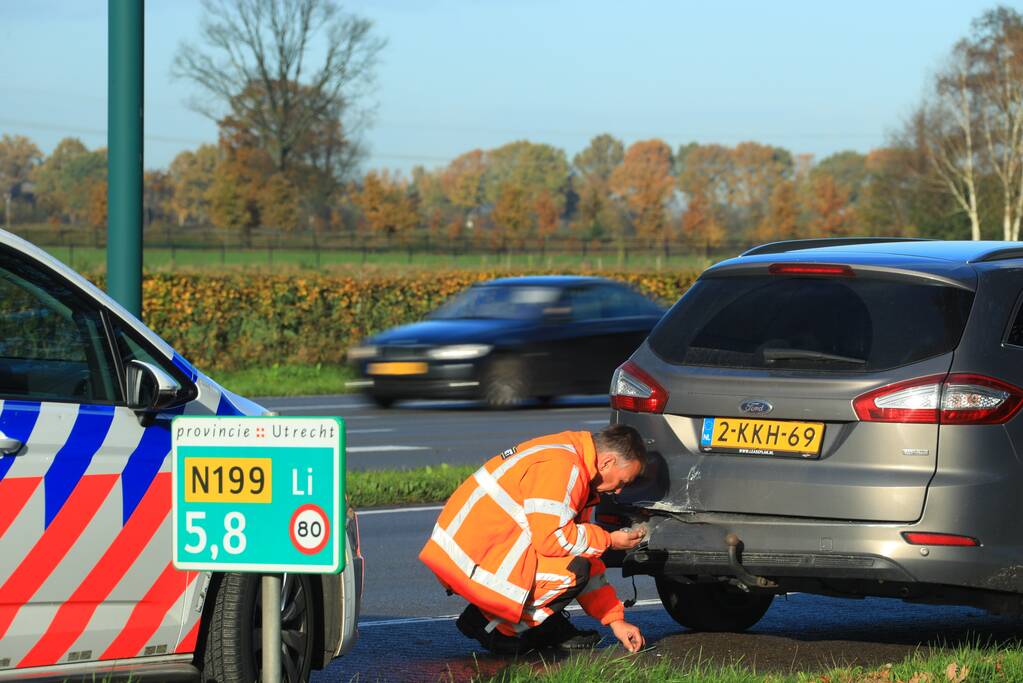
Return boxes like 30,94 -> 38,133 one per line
347,275 -> 665,408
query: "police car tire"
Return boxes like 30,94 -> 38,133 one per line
201,573 -> 317,683
655,577 -> 773,632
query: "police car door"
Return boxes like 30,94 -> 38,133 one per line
0,248 -> 191,671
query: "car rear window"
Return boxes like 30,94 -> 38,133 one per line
648,274 -> 974,372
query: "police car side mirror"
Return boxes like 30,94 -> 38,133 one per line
126,360 -> 184,413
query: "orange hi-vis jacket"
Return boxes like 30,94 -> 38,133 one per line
419,430 -> 625,626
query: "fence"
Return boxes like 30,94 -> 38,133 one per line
8,223 -> 754,269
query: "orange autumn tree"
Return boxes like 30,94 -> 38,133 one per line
610,139 -> 675,247
806,173 -> 854,236
753,179 -> 800,242
353,170 -> 419,244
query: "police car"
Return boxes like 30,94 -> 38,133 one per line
0,228 -> 363,682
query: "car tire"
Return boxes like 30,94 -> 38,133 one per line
201,573 -> 317,683
655,578 -> 773,632
483,357 -> 528,409
368,393 -> 395,408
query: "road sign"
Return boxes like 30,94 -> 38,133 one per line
171,416 -> 345,573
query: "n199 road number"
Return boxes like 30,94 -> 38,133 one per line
182,511 -> 247,561
184,457 -> 272,504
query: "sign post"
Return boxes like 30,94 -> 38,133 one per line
172,416 -> 345,683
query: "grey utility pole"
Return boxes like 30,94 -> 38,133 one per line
107,0 -> 144,317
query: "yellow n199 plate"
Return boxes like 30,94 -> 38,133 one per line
367,361 -> 428,376
700,417 -> 825,458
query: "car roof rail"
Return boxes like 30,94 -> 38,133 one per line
741,237 -> 934,257
970,246 -> 1023,263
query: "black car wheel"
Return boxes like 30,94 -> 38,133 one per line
483,357 -> 528,408
369,393 -> 396,408
201,573 -> 317,683
655,577 -> 773,632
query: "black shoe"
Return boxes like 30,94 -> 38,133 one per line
525,611 -> 601,650
456,604 -> 527,655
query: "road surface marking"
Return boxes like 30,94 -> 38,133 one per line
358,600 -> 663,628
347,445 -> 431,453
267,402 -> 369,411
582,419 -> 609,425
357,505 -> 445,516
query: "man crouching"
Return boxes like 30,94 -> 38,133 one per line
418,425 -> 647,654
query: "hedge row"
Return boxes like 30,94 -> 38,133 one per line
128,270 -> 700,371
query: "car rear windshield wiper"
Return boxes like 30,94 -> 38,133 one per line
761,348 -> 867,365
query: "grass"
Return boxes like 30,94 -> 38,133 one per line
477,641 -> 1023,682
210,363 -> 356,397
347,463 -> 476,508
38,244 -> 718,273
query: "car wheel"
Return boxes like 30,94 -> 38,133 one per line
368,393 -> 395,408
655,578 -> 773,632
483,357 -> 528,409
201,573 -> 317,683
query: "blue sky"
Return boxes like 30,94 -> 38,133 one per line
0,0 -> 1005,174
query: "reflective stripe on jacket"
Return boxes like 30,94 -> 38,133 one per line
418,431 -> 623,624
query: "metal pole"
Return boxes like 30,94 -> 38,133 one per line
107,0 -> 144,316
261,574 -> 282,683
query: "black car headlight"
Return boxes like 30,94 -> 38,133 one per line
425,344 -> 493,360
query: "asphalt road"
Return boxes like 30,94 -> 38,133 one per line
255,394 -> 1023,682
258,393 -> 613,471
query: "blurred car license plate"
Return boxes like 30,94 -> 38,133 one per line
700,418 -> 825,458
367,362 -> 428,376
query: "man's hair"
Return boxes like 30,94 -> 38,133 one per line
594,424 -> 647,472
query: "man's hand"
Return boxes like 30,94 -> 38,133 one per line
608,619 -> 645,653
609,528 -> 644,550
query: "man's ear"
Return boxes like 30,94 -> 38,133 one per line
596,451 -> 615,471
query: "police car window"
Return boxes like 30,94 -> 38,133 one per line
0,251 -> 118,403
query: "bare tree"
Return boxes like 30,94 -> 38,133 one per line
970,7 -> 1023,240
919,43 -> 983,240
173,0 -> 385,177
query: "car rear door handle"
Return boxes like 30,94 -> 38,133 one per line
0,431 -> 23,456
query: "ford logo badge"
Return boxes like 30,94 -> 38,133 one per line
740,400 -> 772,414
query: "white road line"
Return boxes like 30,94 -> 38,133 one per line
582,419 -> 609,425
357,505 -> 445,516
347,445 -> 431,453
269,402 -> 368,411
347,428 -> 395,434
358,599 -> 662,628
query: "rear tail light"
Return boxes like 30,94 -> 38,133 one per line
769,263 -> 854,277
610,361 -> 668,413
902,532 -> 979,547
854,374 -> 1023,425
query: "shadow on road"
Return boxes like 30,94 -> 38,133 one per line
320,595 -> 1023,682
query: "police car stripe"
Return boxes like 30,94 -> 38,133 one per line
0,400 -> 41,482
0,478 -> 41,540
43,405 -> 116,528
120,422 -> 172,525
17,473 -> 172,668
216,393 -> 244,416
172,352 -> 198,383
174,616 -> 201,653
0,474 -> 118,640
100,562 -> 196,660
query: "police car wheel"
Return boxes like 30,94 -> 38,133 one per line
201,572 -> 317,683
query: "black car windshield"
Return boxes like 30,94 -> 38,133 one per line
431,285 -> 561,320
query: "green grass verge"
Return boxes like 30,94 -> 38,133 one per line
481,642 -> 1020,682
347,464 -> 476,508
210,363 -> 355,397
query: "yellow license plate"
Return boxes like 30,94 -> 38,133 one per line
184,457 -> 272,503
700,418 -> 825,458
367,362 -> 428,376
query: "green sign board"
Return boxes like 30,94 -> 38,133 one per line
171,416 -> 345,573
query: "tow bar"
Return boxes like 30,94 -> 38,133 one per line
725,532 -> 777,590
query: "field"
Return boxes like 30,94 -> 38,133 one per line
36,244 -> 722,273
